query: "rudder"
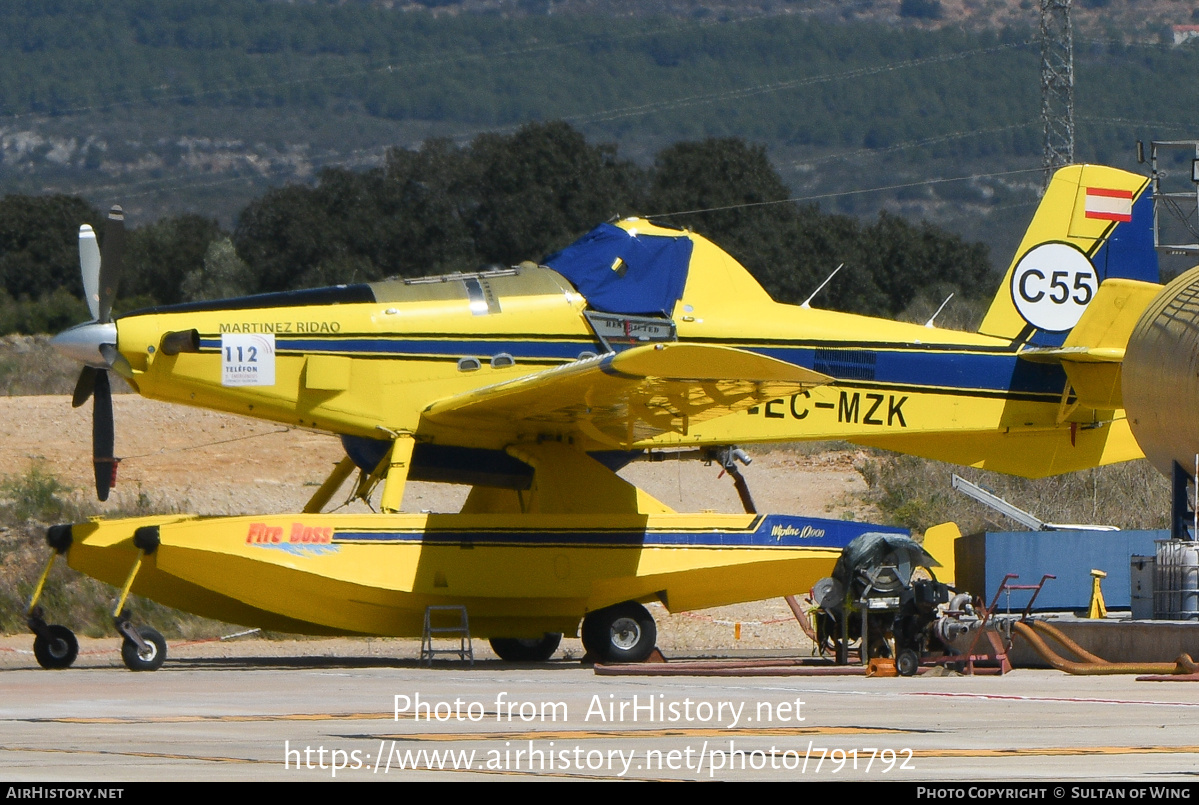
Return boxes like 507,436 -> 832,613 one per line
978,165 -> 1157,348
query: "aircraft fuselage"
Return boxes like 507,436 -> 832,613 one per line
113,262 -> 1137,479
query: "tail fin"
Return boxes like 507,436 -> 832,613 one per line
921,522 -> 961,587
978,164 -> 1158,348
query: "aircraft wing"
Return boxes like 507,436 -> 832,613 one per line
421,343 -> 831,446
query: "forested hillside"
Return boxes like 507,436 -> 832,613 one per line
0,123 -> 990,334
0,0 -> 1193,328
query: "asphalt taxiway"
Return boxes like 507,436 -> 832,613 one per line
2,644 -> 1197,781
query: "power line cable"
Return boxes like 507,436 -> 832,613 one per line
788,120 -> 1040,167
570,40 -> 1031,128
1076,115 -> 1194,132
440,39 -> 1032,141
645,166 -> 1043,218
43,38 -> 1036,200
0,11 -> 794,122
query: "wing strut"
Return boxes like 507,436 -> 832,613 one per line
379,436 -> 416,514
303,456 -> 357,514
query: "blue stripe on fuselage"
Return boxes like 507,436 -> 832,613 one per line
199,336 -> 1065,398
752,344 -> 1065,397
332,515 -> 906,549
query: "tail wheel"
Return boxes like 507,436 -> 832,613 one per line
120,626 -> 167,672
33,625 -> 78,670
582,602 -> 657,663
489,633 -> 562,662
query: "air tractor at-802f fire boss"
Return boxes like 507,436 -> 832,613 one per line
28,164 -> 1173,670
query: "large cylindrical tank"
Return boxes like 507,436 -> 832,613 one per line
1123,265 -> 1199,477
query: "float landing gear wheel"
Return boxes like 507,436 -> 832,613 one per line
489,633 -> 562,662
33,624 -> 78,669
120,626 -> 166,672
581,601 -> 657,663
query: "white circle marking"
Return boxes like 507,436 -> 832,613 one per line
1010,242 -> 1098,332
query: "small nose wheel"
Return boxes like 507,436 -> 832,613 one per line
118,621 -> 166,672
111,527 -> 166,671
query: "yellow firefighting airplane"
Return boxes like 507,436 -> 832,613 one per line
27,164 -> 1165,670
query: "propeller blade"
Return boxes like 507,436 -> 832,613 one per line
97,206 -> 124,324
79,224 -> 101,321
98,343 -> 133,380
93,370 -> 114,501
72,366 -> 98,408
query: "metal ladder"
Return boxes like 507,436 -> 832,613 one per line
420,605 -> 474,666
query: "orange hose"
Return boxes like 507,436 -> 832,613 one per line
1012,621 -> 1194,675
1028,620 -> 1106,664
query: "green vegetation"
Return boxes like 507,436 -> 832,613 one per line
0,463 -> 78,524
0,122 -> 993,333
0,463 -> 226,637
857,453 -> 1170,535
0,4 -> 1192,265
0,335 -> 89,396
0,5 -> 1040,148
2,2 -> 1168,170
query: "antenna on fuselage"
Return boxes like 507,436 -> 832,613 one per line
924,292 -> 955,328
800,263 -> 844,309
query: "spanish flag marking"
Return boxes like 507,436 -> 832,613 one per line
1085,187 -> 1134,222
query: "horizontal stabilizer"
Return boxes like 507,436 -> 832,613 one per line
1018,278 -> 1162,409
1017,345 -> 1125,364
1063,277 -> 1162,352
423,343 -> 831,447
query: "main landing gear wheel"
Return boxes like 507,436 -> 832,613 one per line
33,625 -> 78,670
120,626 -> 166,672
581,601 -> 657,664
489,633 -> 562,662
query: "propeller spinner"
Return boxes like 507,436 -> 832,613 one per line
49,205 -> 126,501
